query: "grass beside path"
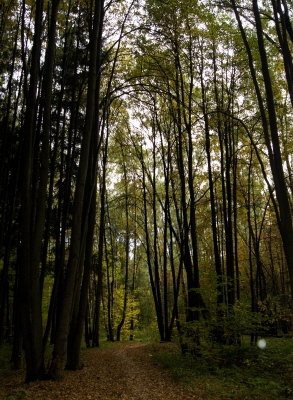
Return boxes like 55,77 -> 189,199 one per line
152,336 -> 293,400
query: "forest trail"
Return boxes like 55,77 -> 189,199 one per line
1,342 -> 202,399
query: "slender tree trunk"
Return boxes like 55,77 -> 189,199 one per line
116,153 -> 130,342
19,0 -> 45,383
11,252 -> 22,369
140,148 -> 164,341
252,0 -> 293,295
92,156 -> 107,347
199,54 -> 224,342
231,0 -> 293,298
105,204 -> 116,342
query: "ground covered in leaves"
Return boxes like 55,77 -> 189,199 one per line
0,342 -> 201,400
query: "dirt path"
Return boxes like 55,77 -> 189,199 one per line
1,342 -> 202,399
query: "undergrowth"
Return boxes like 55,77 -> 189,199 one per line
153,336 -> 293,399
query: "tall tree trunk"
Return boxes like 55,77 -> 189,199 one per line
231,0 -> 293,300
48,0 -> 104,379
66,173 -> 97,369
92,150 -> 107,347
19,0 -> 45,383
252,0 -> 293,295
10,252 -> 22,369
199,52 -> 224,341
140,147 -> 165,341
172,35 -> 205,323
116,152 -> 130,342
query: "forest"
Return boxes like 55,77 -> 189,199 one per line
1,0 -> 293,387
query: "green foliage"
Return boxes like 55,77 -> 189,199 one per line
179,296 -> 290,353
42,276 -> 54,325
178,301 -> 268,353
135,321 -> 161,343
154,337 -> 293,399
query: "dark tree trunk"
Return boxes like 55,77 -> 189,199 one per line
66,177 -> 97,370
199,54 -> 225,342
172,35 -> 206,324
92,151 -> 107,347
48,0 -> 105,379
141,149 -> 165,341
252,0 -> 293,296
231,0 -> 293,301
19,0 -> 46,383
116,151 -> 130,342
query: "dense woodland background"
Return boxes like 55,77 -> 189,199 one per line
1,0 -> 293,384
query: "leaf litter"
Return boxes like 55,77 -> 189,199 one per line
0,342 -> 202,399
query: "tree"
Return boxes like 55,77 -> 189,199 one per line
48,0 -> 105,378
229,0 -> 293,298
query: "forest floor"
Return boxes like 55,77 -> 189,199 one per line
0,342 -> 202,400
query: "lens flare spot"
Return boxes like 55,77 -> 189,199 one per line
257,339 -> 266,349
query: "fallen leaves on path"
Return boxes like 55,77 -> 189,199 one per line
0,342 -> 203,399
